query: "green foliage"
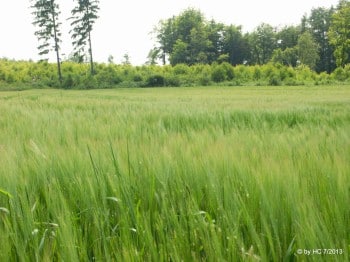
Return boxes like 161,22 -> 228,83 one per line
268,73 -> 282,86
276,25 -> 300,50
145,74 -> 165,87
30,0 -> 63,82
248,23 -> 277,65
69,0 -> 100,75
150,2 -> 350,78
331,64 -> 350,81
306,7 -> 336,73
211,62 -> 234,82
222,25 -> 249,65
297,32 -> 320,70
95,65 -> 122,88
169,39 -> 189,65
329,0 -> 350,67
30,0 -> 61,58
153,8 -> 249,66
1,59 -> 350,90
211,64 -> 226,82
173,63 -> 190,75
271,47 -> 298,67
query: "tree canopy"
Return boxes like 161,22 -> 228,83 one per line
31,0 -> 63,82
28,0 -> 350,75
152,9 -> 250,66
69,0 -> 100,75
329,0 -> 350,67
151,1 -> 349,72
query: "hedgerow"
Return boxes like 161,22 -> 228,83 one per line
0,58 -> 349,90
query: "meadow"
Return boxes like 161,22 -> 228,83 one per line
0,85 -> 349,261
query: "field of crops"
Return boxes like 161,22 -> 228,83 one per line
0,86 -> 349,261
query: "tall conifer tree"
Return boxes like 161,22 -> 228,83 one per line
31,0 -> 62,83
69,0 -> 99,75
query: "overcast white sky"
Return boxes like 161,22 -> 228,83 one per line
0,0 -> 339,65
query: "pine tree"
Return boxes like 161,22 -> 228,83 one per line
31,0 -> 63,83
69,0 -> 100,75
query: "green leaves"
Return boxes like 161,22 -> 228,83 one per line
249,23 -> 277,65
0,188 -> 13,199
153,8 -> 249,66
297,32 -> 320,70
329,0 -> 350,67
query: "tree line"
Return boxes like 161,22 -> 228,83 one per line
23,0 -> 350,89
150,0 -> 350,73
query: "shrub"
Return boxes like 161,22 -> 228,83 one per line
164,74 -> 180,87
211,66 -> 226,82
199,74 -> 212,86
279,66 -> 295,80
211,63 -> 233,83
295,64 -> 315,82
220,62 -> 234,80
173,63 -> 190,75
262,63 -> 275,78
133,74 -> 143,82
253,66 -> 262,80
79,75 -> 98,89
234,65 -> 252,82
63,74 -> 74,89
145,74 -> 165,87
268,73 -> 282,86
95,66 -> 122,87
314,72 -> 331,85
331,66 -> 350,82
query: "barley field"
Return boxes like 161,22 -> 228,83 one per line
0,86 -> 349,261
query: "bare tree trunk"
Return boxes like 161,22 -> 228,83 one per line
88,30 -> 94,75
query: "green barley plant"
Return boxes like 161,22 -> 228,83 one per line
0,85 -> 349,261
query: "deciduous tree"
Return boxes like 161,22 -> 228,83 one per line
307,7 -> 336,72
276,25 -> 300,50
329,0 -> 350,67
153,8 -> 213,65
221,25 -> 249,65
248,23 -> 277,65
271,47 -> 298,67
297,32 -> 319,70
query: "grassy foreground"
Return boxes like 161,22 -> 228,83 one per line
0,86 -> 349,261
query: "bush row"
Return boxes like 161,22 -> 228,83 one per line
1,59 -> 350,90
